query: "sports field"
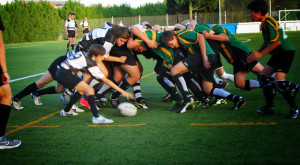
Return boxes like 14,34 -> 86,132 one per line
1,32 -> 300,164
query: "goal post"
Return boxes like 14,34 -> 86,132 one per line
278,9 -> 300,31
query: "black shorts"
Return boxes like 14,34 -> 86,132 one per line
206,39 -> 222,69
267,49 -> 295,73
55,67 -> 82,89
68,30 -> 76,38
83,28 -> 89,33
173,47 -> 187,65
48,56 -> 67,80
182,53 -> 216,83
110,44 -> 137,66
230,46 -> 258,74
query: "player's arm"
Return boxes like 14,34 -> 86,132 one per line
80,22 -> 84,30
130,25 -> 157,49
203,31 -> 229,41
127,37 -> 141,49
101,77 -> 134,100
0,30 -> 9,83
198,34 -> 210,69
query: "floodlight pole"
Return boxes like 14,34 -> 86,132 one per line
219,0 -> 221,24
269,0 -> 272,16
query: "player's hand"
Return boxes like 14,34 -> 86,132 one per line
146,40 -> 158,49
2,72 -> 10,84
119,56 -> 127,63
66,32 -> 68,36
75,33 -> 78,38
202,31 -> 209,39
167,64 -> 172,69
247,50 -> 262,63
124,92 -> 134,100
203,59 -> 211,69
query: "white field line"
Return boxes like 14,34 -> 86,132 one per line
6,44 -> 44,49
242,39 -> 251,43
10,72 -> 45,83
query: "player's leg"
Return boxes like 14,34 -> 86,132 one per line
12,71 -> 54,109
0,83 -> 21,149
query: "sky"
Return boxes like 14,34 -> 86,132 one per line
0,0 -> 165,8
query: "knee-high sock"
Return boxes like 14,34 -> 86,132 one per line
244,80 -> 261,90
95,81 -> 114,99
132,79 -> 145,103
86,95 -> 99,118
64,91 -> 82,112
14,82 -> 38,101
157,74 -> 182,102
220,72 -> 234,82
273,81 -> 298,110
35,86 -> 57,96
210,88 -> 240,102
173,74 -> 191,102
0,104 -> 11,137
111,79 -> 130,99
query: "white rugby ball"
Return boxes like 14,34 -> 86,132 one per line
117,102 -> 137,117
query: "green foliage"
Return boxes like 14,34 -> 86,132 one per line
0,0 -> 61,43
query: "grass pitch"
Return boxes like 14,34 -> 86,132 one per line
1,32 -> 300,164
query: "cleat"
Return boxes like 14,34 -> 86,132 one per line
220,80 -> 229,89
11,97 -> 24,110
80,98 -> 90,109
30,92 -> 43,106
288,109 -> 299,119
92,115 -> 114,124
108,96 -> 119,108
0,136 -> 21,149
195,101 -> 210,109
168,100 -> 183,111
60,94 -> 70,105
162,93 -> 173,102
211,98 -> 227,106
177,98 -> 194,114
135,99 -> 151,109
95,99 -> 105,109
60,109 -> 78,117
232,96 -> 246,110
100,97 -> 107,102
71,105 -> 85,112
256,106 -> 275,114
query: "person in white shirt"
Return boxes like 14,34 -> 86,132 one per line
65,13 -> 77,52
80,16 -> 90,36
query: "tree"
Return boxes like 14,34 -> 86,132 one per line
176,0 -> 219,19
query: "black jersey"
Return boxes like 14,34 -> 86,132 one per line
60,51 -> 105,80
0,16 -> 4,31
76,27 -> 115,57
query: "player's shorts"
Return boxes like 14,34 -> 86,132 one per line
83,28 -> 89,33
173,47 -> 187,65
182,53 -> 216,83
68,30 -> 76,38
55,67 -> 82,89
0,66 -> 5,87
206,39 -> 222,69
229,46 -> 258,74
267,49 -> 295,73
48,56 -> 67,80
109,44 -> 137,66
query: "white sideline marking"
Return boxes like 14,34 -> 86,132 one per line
10,72 -> 45,83
6,44 -> 44,49
242,39 -> 251,43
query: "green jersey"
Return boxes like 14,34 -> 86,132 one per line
175,29 -> 215,56
194,23 -> 211,34
136,30 -> 174,67
261,15 -> 295,54
211,25 -> 253,65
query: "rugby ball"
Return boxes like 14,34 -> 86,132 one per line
117,102 -> 137,117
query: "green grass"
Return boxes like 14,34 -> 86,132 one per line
1,32 -> 300,165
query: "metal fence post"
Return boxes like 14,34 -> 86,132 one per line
195,12 -> 197,22
166,14 -> 168,26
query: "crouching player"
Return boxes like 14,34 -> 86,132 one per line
56,44 -> 134,124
